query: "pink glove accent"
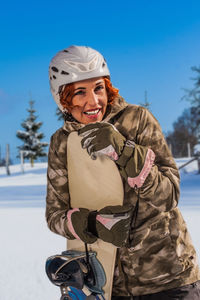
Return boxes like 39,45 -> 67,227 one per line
107,151 -> 119,161
67,208 -> 81,240
128,148 -> 155,188
95,145 -> 119,161
96,214 -> 121,230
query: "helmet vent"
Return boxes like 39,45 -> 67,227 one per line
51,66 -> 59,72
89,56 -> 98,71
53,75 -> 56,79
61,70 -> 69,75
78,64 -> 87,71
89,60 -> 96,70
64,55 -> 98,73
63,50 -> 69,53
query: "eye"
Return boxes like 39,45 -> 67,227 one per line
73,90 -> 85,96
95,85 -> 104,92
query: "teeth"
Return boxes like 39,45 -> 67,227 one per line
85,109 -> 99,115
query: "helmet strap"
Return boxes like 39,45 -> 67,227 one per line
63,112 -> 78,123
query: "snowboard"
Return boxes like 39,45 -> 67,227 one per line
67,131 -> 124,300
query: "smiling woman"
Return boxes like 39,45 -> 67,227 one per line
46,45 -> 200,300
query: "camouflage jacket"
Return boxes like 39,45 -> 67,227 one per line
46,96 -> 200,296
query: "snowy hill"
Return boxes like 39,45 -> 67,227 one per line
0,158 -> 199,207
0,158 -> 199,300
0,163 -> 47,207
177,158 -> 200,207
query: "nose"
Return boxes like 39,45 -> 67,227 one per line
87,91 -> 99,106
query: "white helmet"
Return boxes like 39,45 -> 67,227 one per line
49,45 -> 110,112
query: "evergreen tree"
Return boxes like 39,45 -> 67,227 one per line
167,66 -> 200,157
16,100 -> 48,166
182,66 -> 200,141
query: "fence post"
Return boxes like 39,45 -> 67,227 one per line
187,143 -> 191,158
6,144 -> 10,175
197,156 -> 200,174
20,150 -> 24,173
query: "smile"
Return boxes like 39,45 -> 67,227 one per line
84,109 -> 100,115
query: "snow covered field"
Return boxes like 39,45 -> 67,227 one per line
0,159 -> 200,300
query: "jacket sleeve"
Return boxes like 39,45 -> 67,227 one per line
118,106 -> 180,212
45,132 -> 74,239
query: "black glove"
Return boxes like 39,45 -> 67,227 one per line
88,205 -> 134,247
78,122 -> 126,160
67,208 -> 97,244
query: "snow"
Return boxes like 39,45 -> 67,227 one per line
0,208 -> 65,300
0,158 -> 200,300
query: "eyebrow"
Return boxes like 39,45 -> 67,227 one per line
74,80 -> 104,91
74,87 -> 86,91
96,81 -> 104,85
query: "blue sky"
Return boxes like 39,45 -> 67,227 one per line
1,0 -> 200,160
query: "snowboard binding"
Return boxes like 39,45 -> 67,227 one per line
45,248 -> 106,300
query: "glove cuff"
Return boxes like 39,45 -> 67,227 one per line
116,140 -> 135,168
67,208 -> 82,240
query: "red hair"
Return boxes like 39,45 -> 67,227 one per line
59,77 -> 119,111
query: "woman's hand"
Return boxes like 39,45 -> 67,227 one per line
88,204 -> 134,247
78,122 -> 155,189
67,208 -> 97,244
67,205 -> 133,247
78,122 -> 126,160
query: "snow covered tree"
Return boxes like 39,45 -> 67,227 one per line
16,100 -> 48,167
182,66 -> 200,141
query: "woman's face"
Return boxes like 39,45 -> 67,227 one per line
68,77 -> 108,124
